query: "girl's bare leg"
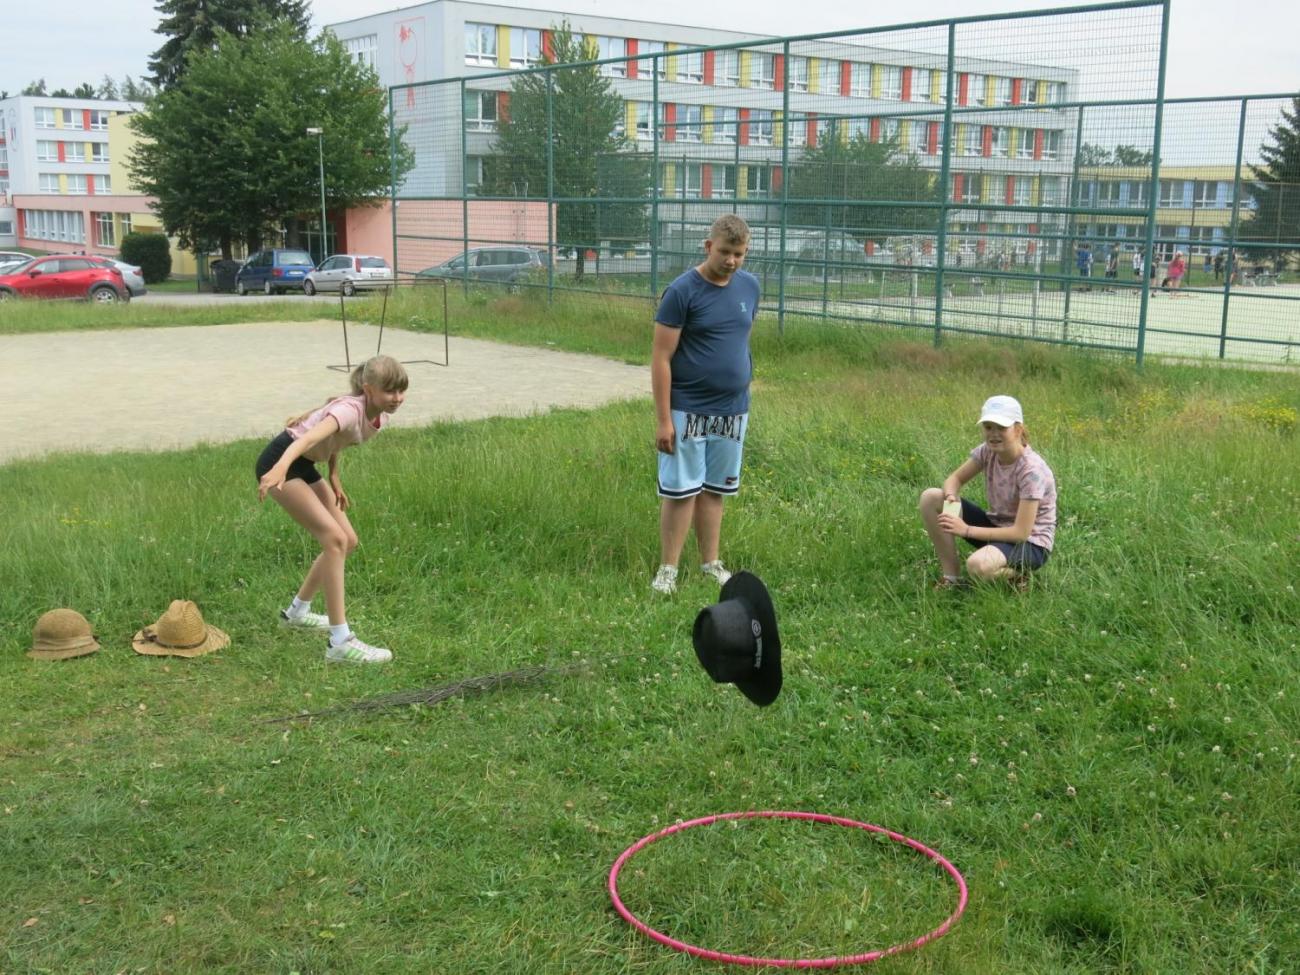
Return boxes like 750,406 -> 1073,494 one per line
268,480 -> 354,626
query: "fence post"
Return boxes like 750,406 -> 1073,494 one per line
1219,96 -> 1249,359
388,86 -> 399,278
546,70 -> 555,304
650,58 -> 661,298
932,22 -> 957,347
777,40 -> 791,336
1061,105 -> 1085,341
1135,0 -> 1173,369
460,79 -> 470,296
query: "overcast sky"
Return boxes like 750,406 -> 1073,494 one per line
4,0 -> 1295,99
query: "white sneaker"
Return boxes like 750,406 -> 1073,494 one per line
700,560 -> 732,585
281,608 -> 330,629
325,634 -> 393,664
651,564 -> 678,595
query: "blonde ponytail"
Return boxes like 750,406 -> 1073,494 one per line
284,355 -> 409,428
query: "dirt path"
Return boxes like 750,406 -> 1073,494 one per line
2,321 -> 649,465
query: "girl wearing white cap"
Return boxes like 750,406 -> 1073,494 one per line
918,395 -> 1056,589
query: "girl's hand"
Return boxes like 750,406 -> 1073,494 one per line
330,475 -> 350,511
938,512 -> 968,538
258,464 -> 288,502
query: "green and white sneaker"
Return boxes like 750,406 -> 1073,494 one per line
281,608 -> 330,629
700,560 -> 732,585
325,634 -> 393,664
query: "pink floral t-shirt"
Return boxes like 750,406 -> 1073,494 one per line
968,443 -> 1057,550
285,394 -> 385,462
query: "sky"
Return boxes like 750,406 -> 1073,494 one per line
4,0 -> 1295,99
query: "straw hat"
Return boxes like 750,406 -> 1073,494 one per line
28,608 -> 100,661
132,600 -> 229,658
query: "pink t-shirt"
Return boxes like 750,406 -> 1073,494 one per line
285,394 -> 385,462
968,443 -> 1057,550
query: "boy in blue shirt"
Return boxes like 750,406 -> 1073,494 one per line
650,214 -> 761,594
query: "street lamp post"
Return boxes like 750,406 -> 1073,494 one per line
306,127 -> 327,262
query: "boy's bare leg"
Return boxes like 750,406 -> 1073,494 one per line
693,490 -> 725,564
659,495 -> 697,567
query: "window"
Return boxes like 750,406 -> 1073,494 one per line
713,107 -> 737,145
1012,176 -> 1032,206
34,107 -> 56,128
1040,177 -> 1063,205
788,114 -> 807,147
1042,130 -> 1061,161
749,109 -> 773,146
878,65 -> 902,100
508,27 -> 541,68
993,77 -> 1013,107
120,213 -> 132,236
0,220 -> 11,236
96,175 -> 111,194
677,104 -> 703,142
748,52 -> 775,90
746,166 -> 770,196
681,164 -> 702,198
0,180 -> 7,196
463,90 -> 497,132
1096,181 -> 1122,205
26,209 -> 85,243
959,173 -> 983,204
36,140 -> 59,162
817,116 -> 841,143
66,174 -> 88,194
912,68 -> 932,102
967,73 -> 986,107
962,125 -> 981,156
596,36 -> 625,77
912,121 -> 929,155
850,63 -> 870,98
39,173 -> 60,193
846,116 -> 869,141
62,109 -> 80,127
91,143 -> 110,163
788,57 -> 809,92
1158,179 -> 1183,207
96,212 -> 115,247
635,101 -> 664,141
1127,181 -> 1149,207
878,117 -> 899,143
716,50 -> 740,87
466,155 -> 498,194
1016,128 -> 1035,159
1192,180 -> 1218,208
712,163 -> 736,196
677,49 -> 704,84
464,22 -> 497,66
344,34 -> 378,69
991,127 -> 1009,157
639,41 -> 666,81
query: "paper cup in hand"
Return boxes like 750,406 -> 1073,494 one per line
942,499 -> 962,518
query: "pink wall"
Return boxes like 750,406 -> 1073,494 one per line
12,193 -> 152,256
385,199 -> 554,275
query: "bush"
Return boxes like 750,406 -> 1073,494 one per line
119,233 -> 172,284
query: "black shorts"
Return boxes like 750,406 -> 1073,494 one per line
254,430 -> 322,486
958,498 -> 1051,571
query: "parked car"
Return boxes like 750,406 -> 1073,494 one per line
0,250 -> 33,271
87,257 -> 147,297
0,255 -> 128,303
303,254 -> 394,296
416,246 -> 548,285
234,248 -> 315,295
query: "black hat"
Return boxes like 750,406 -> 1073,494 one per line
692,572 -> 782,707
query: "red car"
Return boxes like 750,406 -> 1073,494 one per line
0,255 -> 129,303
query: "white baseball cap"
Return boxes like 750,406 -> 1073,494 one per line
978,395 -> 1023,427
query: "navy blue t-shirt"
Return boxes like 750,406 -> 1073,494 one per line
655,267 -> 760,416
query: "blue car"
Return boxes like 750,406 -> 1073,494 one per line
235,248 -> 316,295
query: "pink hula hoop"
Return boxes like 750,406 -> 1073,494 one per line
607,810 -> 968,969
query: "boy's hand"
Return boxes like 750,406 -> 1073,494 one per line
655,419 -> 676,454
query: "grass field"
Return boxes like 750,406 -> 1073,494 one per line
2,296 -> 1298,973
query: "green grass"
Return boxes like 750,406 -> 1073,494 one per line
2,302 -> 1299,973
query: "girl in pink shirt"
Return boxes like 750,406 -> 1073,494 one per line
919,395 -> 1057,589
255,355 -> 409,663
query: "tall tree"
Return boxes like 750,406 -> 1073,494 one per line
1077,142 -> 1155,167
1243,96 -> 1300,255
130,22 -> 412,258
489,22 -> 650,279
21,79 -> 47,96
72,82 -> 96,98
98,75 -> 121,100
149,0 -> 310,89
785,129 -> 939,245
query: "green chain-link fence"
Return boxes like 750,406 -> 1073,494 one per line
388,0 -> 1300,365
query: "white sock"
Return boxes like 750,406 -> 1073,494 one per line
943,573 -> 961,583
329,623 -> 351,646
287,596 -> 312,618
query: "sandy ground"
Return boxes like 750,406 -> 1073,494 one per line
2,320 -> 649,465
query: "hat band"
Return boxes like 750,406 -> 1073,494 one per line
140,628 -> 207,650
33,634 -> 97,651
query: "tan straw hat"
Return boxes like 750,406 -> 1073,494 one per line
28,608 -> 100,661
132,600 -> 229,658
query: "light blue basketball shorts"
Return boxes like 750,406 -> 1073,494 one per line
657,410 -> 749,499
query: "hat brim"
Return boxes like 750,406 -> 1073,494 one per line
27,639 -> 100,661
978,413 -> 1020,427
718,572 -> 782,707
132,625 -> 229,658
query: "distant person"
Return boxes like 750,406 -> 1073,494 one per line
1075,242 -> 1093,289
1132,249 -> 1144,287
650,213 -> 761,595
1104,243 -> 1119,290
1202,254 -> 1213,276
919,395 -> 1056,590
1213,252 -> 1225,281
255,356 -> 409,663
1163,251 -> 1187,294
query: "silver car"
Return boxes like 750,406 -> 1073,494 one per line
104,259 -> 147,297
303,254 -> 394,296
